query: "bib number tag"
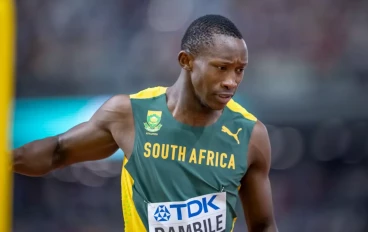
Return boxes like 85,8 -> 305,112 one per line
147,192 -> 227,232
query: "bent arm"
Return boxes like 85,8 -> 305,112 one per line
13,95 -> 130,176
239,121 -> 278,232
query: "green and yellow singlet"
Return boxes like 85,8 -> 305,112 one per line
121,87 -> 257,232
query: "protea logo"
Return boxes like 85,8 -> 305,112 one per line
144,110 -> 163,133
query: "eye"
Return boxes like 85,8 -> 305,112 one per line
236,68 -> 244,73
217,66 -> 227,71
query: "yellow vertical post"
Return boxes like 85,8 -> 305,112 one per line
0,0 -> 15,231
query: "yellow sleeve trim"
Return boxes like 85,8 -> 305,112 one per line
227,99 -> 257,122
130,86 -> 167,99
230,217 -> 237,232
121,158 -> 147,232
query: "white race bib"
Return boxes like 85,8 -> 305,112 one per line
147,192 -> 227,232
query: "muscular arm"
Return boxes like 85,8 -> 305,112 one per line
13,95 -> 132,177
239,121 -> 278,232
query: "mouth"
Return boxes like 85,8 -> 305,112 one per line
218,94 -> 233,98
215,93 -> 233,104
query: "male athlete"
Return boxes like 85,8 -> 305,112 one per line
13,15 -> 278,232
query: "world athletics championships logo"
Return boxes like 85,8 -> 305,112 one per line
154,205 -> 171,222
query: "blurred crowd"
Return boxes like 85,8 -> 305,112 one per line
13,0 -> 368,231
16,0 -> 368,97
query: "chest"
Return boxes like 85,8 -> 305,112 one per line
134,120 -> 248,183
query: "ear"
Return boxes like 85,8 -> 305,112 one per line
178,50 -> 193,71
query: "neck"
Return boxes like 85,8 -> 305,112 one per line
166,70 -> 222,126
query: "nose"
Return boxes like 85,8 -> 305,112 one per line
221,76 -> 237,90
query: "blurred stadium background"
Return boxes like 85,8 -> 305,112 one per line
12,0 -> 368,231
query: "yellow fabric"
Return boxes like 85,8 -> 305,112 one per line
121,157 -> 146,231
227,99 -> 257,122
130,86 -> 167,99
230,217 -> 238,232
0,0 -> 14,231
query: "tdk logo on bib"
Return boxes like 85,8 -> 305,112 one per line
148,192 -> 227,232
164,195 -> 219,221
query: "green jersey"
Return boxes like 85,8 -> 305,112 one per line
122,87 -> 257,232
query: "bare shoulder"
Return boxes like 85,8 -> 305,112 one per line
248,120 -> 271,170
99,94 -> 132,115
91,94 -> 132,125
90,94 -> 135,155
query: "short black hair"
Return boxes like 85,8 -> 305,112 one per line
181,15 -> 243,56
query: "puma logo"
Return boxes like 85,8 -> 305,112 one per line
221,126 -> 242,144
